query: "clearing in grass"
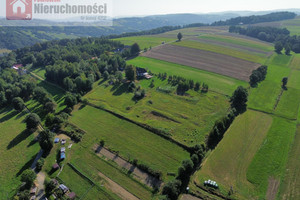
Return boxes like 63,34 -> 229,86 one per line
70,105 -> 190,181
192,110 -> 273,199
127,57 -> 247,95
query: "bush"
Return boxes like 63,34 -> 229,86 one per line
21,169 -> 36,188
25,113 -> 41,130
36,158 -> 45,171
162,179 -> 182,200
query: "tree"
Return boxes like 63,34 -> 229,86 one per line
33,87 -> 49,104
177,32 -> 183,41
230,86 -> 248,114
21,169 -> 36,188
285,45 -> 291,55
103,71 -> 109,80
45,178 -> 57,195
194,82 -> 201,91
0,91 -> 7,107
25,113 -> 41,130
36,158 -> 45,171
125,65 -> 136,81
275,42 -> 283,53
162,179 -> 182,200
12,97 -> 25,111
18,190 -> 30,200
39,130 -> 54,153
64,93 -> 77,108
44,101 -> 56,113
130,43 -> 140,56
282,77 -> 288,89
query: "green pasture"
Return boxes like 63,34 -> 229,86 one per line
192,110 -> 273,199
70,105 -> 189,180
247,117 -> 296,198
127,57 -> 247,95
275,87 -> 300,120
85,77 -> 229,146
0,107 -> 40,199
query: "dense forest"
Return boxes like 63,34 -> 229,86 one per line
212,11 -> 296,26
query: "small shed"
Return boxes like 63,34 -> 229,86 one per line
60,152 -> 66,160
54,138 -> 60,143
52,163 -> 59,170
61,139 -> 66,145
60,147 -> 66,153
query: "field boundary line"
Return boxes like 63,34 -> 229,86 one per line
86,102 -> 192,152
248,107 -> 297,121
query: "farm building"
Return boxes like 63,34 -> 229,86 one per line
59,184 -> 69,193
136,67 -> 152,79
54,138 -> 60,143
60,152 -> 66,160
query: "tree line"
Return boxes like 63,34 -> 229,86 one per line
212,12 -> 296,26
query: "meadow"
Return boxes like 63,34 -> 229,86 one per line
113,36 -> 174,50
128,57 -> 248,95
192,110 -> 273,199
278,125 -> 300,200
70,105 -> 190,180
0,107 -> 40,199
85,77 -> 229,146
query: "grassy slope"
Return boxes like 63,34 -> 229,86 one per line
0,108 -> 39,198
113,36 -> 174,50
275,87 -> 300,119
128,57 -> 247,95
192,110 -> 273,199
173,40 -> 266,63
279,125 -> 300,200
70,105 -> 189,181
247,117 -> 296,198
248,54 -> 292,113
85,78 -> 229,146
199,34 -> 273,52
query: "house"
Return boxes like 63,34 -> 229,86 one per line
11,64 -> 23,70
136,67 -> 152,79
59,184 -> 69,193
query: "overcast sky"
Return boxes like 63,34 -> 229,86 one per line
113,0 -> 300,17
0,0 -> 299,18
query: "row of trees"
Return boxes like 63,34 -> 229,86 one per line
250,65 -> 268,87
229,25 -> 300,54
213,12 -> 296,26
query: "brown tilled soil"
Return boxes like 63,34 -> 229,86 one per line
266,177 -> 280,200
189,38 -> 270,55
95,146 -> 162,189
98,172 -> 139,200
181,194 -> 203,200
142,44 -> 259,81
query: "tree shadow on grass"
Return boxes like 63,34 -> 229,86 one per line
112,83 -> 128,96
7,129 -> 34,150
15,110 -> 27,120
0,109 -> 18,123
16,153 -> 38,177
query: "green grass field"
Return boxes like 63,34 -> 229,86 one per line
289,70 -> 300,90
192,110 -> 273,199
128,57 -> 247,95
247,117 -> 296,198
113,36 -> 174,50
198,34 -> 273,52
278,125 -> 300,200
172,40 -> 266,63
290,54 -> 300,70
31,68 -> 46,79
275,87 -> 300,120
85,77 -> 229,146
70,105 -> 189,180
0,108 -> 40,199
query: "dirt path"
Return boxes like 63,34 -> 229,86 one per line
95,146 -> 162,188
98,172 -> 140,200
266,177 -> 280,200
181,194 -> 203,200
35,172 -> 46,200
